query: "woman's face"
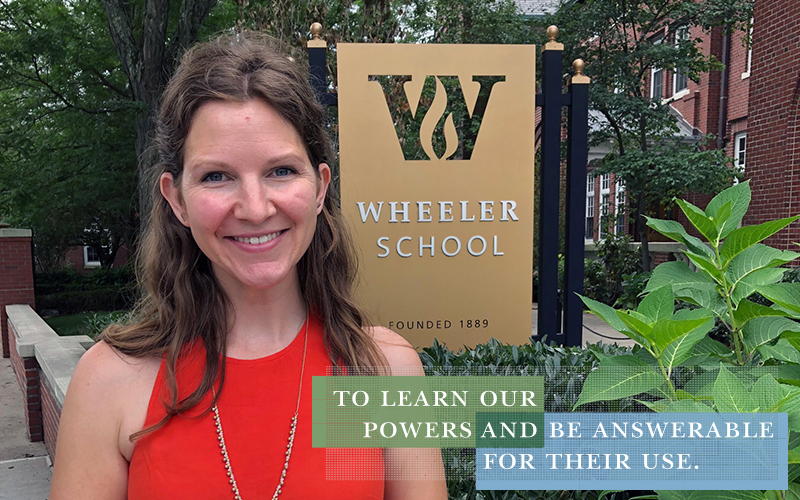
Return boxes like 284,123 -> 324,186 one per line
161,98 -> 330,295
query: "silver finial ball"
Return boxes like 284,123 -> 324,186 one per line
547,25 -> 559,42
310,23 -> 323,39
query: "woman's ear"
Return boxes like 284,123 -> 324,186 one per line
316,163 -> 332,214
160,172 -> 189,226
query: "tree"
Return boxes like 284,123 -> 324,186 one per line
545,0 -> 752,270
0,0 -> 139,269
0,0 -> 233,268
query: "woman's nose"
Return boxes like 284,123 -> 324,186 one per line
233,179 -> 276,222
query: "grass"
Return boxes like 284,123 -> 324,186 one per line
44,311 -> 128,338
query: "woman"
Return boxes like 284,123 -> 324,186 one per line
50,32 -> 447,500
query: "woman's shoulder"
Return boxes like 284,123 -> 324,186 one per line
70,341 -> 162,457
75,340 -> 161,389
367,326 -> 424,375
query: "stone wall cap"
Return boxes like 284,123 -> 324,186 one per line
35,338 -> 89,408
0,228 -> 32,238
7,304 -> 59,357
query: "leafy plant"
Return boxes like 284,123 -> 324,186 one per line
576,181 -> 800,497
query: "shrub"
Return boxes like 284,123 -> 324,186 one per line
36,287 -> 137,315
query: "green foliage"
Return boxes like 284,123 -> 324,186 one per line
36,287 -> 137,316
585,233 -> 643,305
577,181 -> 800,497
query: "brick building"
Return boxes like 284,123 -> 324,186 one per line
744,0 -> 800,249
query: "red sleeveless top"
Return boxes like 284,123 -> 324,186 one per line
128,315 -> 384,499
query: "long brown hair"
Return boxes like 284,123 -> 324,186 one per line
102,31 -> 387,439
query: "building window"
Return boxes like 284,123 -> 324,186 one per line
651,67 -> 664,100
586,173 -> 595,240
650,37 -> 664,100
743,20 -> 753,79
601,173 -> 610,191
734,132 -> 746,172
84,246 -> 101,268
673,27 -> 689,95
615,180 -> 626,235
599,194 -> 611,239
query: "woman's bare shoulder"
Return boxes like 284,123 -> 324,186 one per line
75,340 -> 160,389
368,326 -> 423,375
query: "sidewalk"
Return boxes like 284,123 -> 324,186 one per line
531,303 -> 637,347
0,357 -> 51,500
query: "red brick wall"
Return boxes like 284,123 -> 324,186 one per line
745,0 -> 800,249
1,233 -> 35,358
8,321 -> 43,442
41,375 -> 60,460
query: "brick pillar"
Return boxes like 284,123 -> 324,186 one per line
7,320 -> 42,441
1,228 -> 35,358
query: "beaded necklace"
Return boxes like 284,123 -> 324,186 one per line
211,315 -> 309,500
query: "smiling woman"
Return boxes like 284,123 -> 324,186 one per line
48,32 -> 446,500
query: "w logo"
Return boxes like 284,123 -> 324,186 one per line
370,75 -> 505,161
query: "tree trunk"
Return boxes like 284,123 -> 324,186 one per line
101,0 -> 218,226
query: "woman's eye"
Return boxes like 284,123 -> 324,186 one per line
274,167 -> 295,177
202,172 -> 226,182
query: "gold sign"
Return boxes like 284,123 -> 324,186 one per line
338,44 -> 536,349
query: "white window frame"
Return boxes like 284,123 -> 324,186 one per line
615,180 -> 626,235
742,20 -> 753,79
83,246 -> 101,268
734,131 -> 746,173
650,37 -> 664,100
598,175 -> 611,239
672,27 -> 690,98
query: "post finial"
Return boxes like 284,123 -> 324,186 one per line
543,25 -> 563,52
570,58 -> 590,84
308,22 -> 326,48
547,25 -> 559,42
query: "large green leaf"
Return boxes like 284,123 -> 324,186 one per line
732,299 -> 787,329
720,216 -> 800,264
783,331 -> 800,352
660,318 -> 714,371
759,339 -> 800,364
646,217 -> 716,259
713,366 -> 755,413
725,244 -> 797,289
650,317 -> 715,352
684,250 -> 724,282
742,316 -> 800,352
711,200 -> 734,238
675,286 -> 727,317
692,336 -> 732,356
757,283 -> 800,315
730,267 -> 786,306
705,181 -> 751,239
677,199 -> 718,242
788,482 -> 800,500
613,311 -> 653,346
660,400 -> 715,413
645,261 -> 716,294
575,365 -> 664,408
638,285 -> 674,323
751,374 -> 787,412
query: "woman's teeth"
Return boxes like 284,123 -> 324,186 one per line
233,231 -> 281,244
